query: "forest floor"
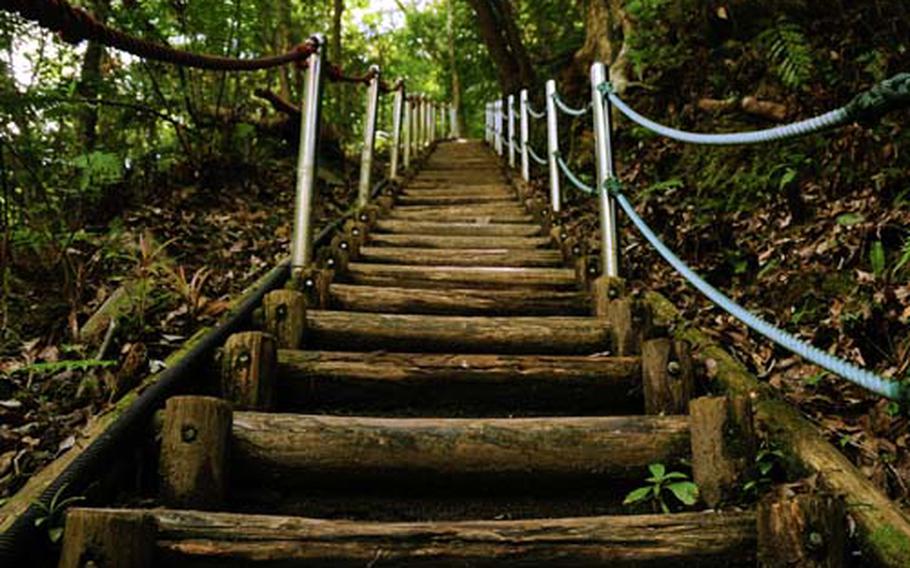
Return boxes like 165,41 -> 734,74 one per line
0,154 -> 358,504
558,120 -> 910,510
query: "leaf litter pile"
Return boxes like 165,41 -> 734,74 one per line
0,155 -> 358,503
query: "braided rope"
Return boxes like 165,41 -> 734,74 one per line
606,180 -> 905,400
552,93 -> 591,117
527,145 -> 547,165
527,104 -> 545,120
326,63 -> 378,86
5,0 -> 317,71
555,154 -> 595,193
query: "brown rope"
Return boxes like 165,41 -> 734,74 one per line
324,63 -> 379,86
3,0 -> 317,71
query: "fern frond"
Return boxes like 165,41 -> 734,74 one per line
757,20 -> 814,90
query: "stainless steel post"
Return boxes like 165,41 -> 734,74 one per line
357,65 -> 381,207
389,81 -> 404,180
450,103 -> 458,138
495,99 -> 503,156
590,62 -> 619,277
402,96 -> 411,169
507,94 -> 516,168
485,102 -> 492,144
519,89 -> 530,182
545,80 -> 561,212
291,34 -> 324,273
412,97 -> 419,156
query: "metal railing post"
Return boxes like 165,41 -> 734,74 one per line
402,96 -> 411,170
291,34 -> 325,273
412,96 -> 420,157
450,103 -> 458,139
507,94 -> 516,168
545,80 -> 561,212
495,99 -> 504,156
389,81 -> 404,180
417,95 -> 425,152
485,102 -> 492,144
591,62 -> 620,277
519,89 -> 530,182
430,102 -> 436,142
357,65 -> 381,207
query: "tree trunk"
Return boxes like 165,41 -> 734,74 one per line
331,0 -> 344,63
568,0 -> 631,94
446,0 -> 465,136
464,0 -> 534,95
76,0 -> 111,151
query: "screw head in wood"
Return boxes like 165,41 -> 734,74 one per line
305,278 -> 315,288
352,228 -> 361,236
327,258 -> 336,267
806,531 -> 824,551
340,242 -> 349,250
608,286 -> 620,299
667,360 -> 682,376
237,351 -> 251,367
359,213 -> 368,222
181,424 -> 198,443
275,304 -> 288,320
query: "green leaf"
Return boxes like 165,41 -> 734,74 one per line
623,486 -> 653,505
662,471 -> 689,480
648,463 -> 665,480
836,213 -> 864,226
666,481 -> 699,505
870,241 -> 886,278
48,527 -> 64,543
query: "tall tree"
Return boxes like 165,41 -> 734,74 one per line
569,0 -> 631,93
76,0 -> 111,150
446,0 -> 464,136
464,0 -> 535,95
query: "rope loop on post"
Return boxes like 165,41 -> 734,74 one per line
554,153 -> 595,194
552,92 -> 592,117
527,145 -> 548,165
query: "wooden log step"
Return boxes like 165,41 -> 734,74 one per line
306,311 -> 611,354
359,247 -> 563,267
374,220 -> 541,237
368,233 -> 552,249
329,284 -> 588,315
388,210 -> 534,223
343,263 -> 578,290
230,413 -> 690,482
88,508 -> 756,567
404,185 -> 512,195
276,350 -> 640,414
397,195 -> 516,206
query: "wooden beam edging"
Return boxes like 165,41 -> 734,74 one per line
0,144 -> 439,559
643,290 -> 910,567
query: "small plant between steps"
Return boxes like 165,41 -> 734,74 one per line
32,484 -> 85,544
623,463 -> 699,513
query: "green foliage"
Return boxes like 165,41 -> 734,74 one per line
870,240 -> 886,279
12,358 -> 117,376
625,0 -> 688,81
741,445 -> 785,501
756,20 -> 814,89
623,463 -> 699,513
71,151 -> 123,192
33,483 -> 85,544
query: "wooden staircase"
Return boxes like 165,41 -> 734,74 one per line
59,141 -> 761,567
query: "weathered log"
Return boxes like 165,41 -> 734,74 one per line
358,246 -> 563,267
262,290 -> 306,349
642,338 -> 694,415
329,284 -> 588,315
344,263 -> 579,290
689,395 -> 756,507
758,485 -> 846,568
369,233 -> 552,249
393,203 -> 529,217
59,508 -> 155,568
85,507 -> 756,567
741,96 -> 788,122
388,209 -> 535,223
159,396 -> 232,509
229,412 -> 689,481
645,289 -> 910,567
404,185 -> 513,195
375,219 -> 542,237
397,194 -> 516,206
221,332 -> 276,410
276,350 -> 640,412
305,310 -> 612,354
